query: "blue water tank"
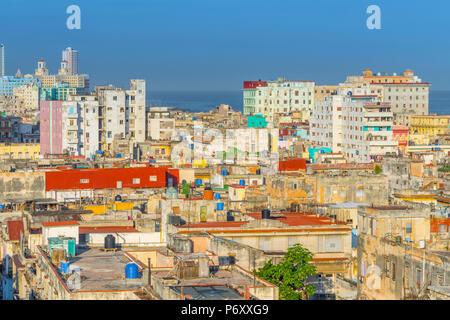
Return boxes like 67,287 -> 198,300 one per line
217,202 -> 224,211
0,204 -> 4,210
214,193 -> 221,200
195,179 -> 202,186
60,261 -> 70,274
221,169 -> 228,176
125,263 -> 139,279
239,179 -> 245,186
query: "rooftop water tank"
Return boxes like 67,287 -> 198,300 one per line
125,263 -> 139,279
226,210 -> 234,222
214,193 -> 221,200
60,261 -> 70,274
217,202 -> 224,211
203,189 -> 213,200
105,234 -> 116,249
239,179 -> 245,186
262,209 -> 271,219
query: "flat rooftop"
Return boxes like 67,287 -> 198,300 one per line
65,248 -> 143,292
170,285 -> 244,300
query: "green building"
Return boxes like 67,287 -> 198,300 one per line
40,82 -> 85,101
248,114 -> 267,128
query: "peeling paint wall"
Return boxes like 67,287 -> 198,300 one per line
0,171 -> 45,200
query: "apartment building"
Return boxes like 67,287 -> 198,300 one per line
356,205 -> 450,300
96,80 -> 146,152
12,83 -> 39,110
310,93 -> 397,163
411,115 -> 450,137
34,60 -> 89,93
0,116 -> 21,143
62,95 -> 100,158
243,78 -> 315,122
147,107 -> 175,141
343,69 -> 431,125
0,76 -> 40,96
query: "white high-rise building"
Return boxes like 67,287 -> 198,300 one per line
62,95 -> 100,158
310,90 -> 397,163
243,78 -> 315,123
62,47 -> 79,75
96,79 -> 146,152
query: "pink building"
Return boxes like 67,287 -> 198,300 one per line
40,101 -> 63,156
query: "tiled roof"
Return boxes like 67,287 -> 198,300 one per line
6,220 -> 24,241
41,221 -> 79,227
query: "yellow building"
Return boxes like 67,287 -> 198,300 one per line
411,115 -> 450,137
314,85 -> 340,102
0,143 -> 40,160
347,69 -> 417,84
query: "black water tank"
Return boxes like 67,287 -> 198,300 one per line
115,194 -> 122,202
105,234 -> 116,249
226,211 -> 234,222
256,169 -> 261,175
262,209 -> 271,219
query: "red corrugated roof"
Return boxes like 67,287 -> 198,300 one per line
45,167 -> 179,191
7,220 -> 24,241
41,221 -> 79,227
278,159 -> 307,172
177,212 -> 345,230
245,212 -> 341,226
79,226 -> 139,234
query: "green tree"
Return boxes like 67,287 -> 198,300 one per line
374,164 -> 382,174
254,243 -> 316,300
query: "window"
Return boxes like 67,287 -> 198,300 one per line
133,178 -> 140,184
392,263 -> 396,281
416,268 -> 422,285
439,224 -> 448,233
80,179 -> 89,184
324,236 -> 341,252
149,176 -> 157,182
406,222 -> 412,234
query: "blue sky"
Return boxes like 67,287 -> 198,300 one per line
1,0 -> 450,91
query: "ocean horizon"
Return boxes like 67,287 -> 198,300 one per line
148,90 -> 449,115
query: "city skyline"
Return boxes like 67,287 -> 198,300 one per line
1,0 -> 450,90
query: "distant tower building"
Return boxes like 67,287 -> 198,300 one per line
15,68 -> 22,78
35,59 -> 49,76
62,47 -> 79,75
58,60 -> 69,75
1,44 -> 5,77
